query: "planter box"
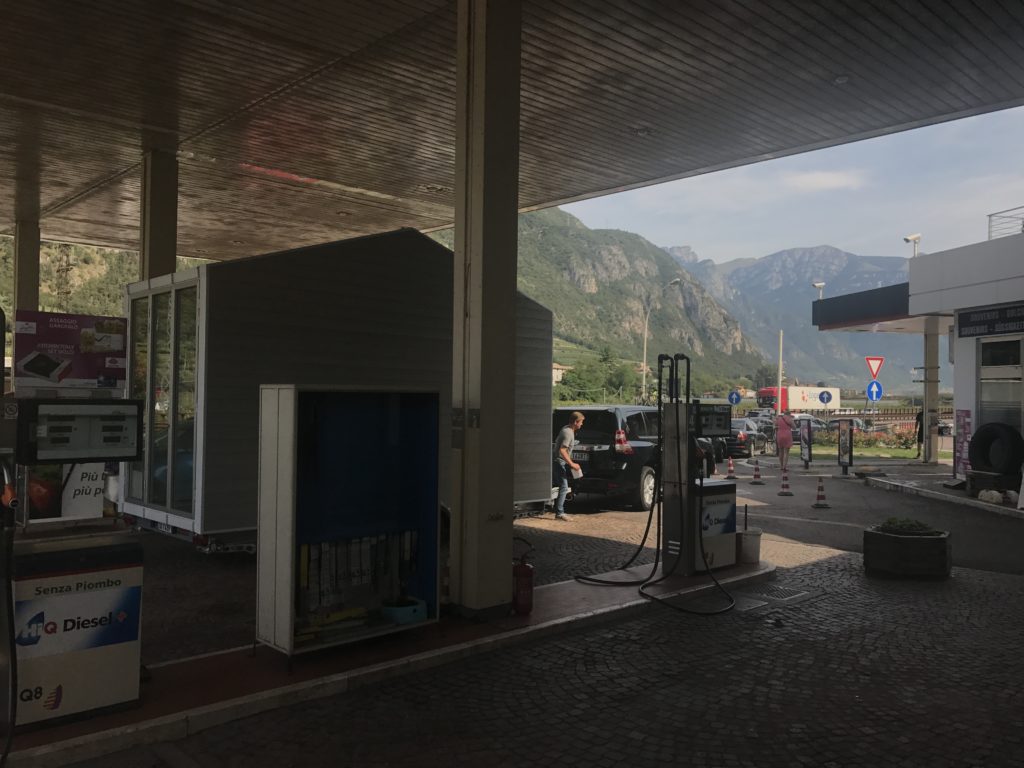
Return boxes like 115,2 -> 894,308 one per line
863,528 -> 951,579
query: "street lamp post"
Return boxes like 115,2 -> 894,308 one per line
641,277 -> 681,401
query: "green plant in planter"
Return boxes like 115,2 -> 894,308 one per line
864,517 -> 951,578
874,517 -> 943,536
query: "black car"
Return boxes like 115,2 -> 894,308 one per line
553,405 -> 661,510
726,418 -> 768,458
552,405 -> 720,510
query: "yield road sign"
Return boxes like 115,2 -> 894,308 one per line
728,390 -> 741,405
866,380 -> 883,401
818,391 -> 832,405
865,356 -> 884,379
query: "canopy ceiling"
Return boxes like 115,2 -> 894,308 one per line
4,0 -> 1024,260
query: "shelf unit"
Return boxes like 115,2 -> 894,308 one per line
257,385 -> 440,655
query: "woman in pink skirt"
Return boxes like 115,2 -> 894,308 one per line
774,410 -> 796,471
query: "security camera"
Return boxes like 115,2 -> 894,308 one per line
811,281 -> 825,290
903,233 -> 921,243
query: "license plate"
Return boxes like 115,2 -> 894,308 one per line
156,522 -> 173,534
572,451 -> 588,462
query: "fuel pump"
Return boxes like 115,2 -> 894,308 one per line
0,392 -> 145,743
638,353 -> 736,614
572,353 -> 736,616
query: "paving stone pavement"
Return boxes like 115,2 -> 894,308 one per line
68,537 -> 1024,768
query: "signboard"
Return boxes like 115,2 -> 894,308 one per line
837,419 -> 853,469
13,562 -> 142,724
788,386 -> 841,410
958,303 -> 1024,338
13,311 -> 127,392
799,418 -> 812,466
728,391 -> 741,405
866,380 -> 883,402
26,464 -> 106,522
865,356 -> 885,379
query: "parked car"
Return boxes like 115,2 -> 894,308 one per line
726,418 -> 768,457
937,419 -> 953,436
790,414 -> 828,441
552,405 -> 719,510
552,405 -> 661,510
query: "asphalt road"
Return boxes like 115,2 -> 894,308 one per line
729,461 -> 1024,575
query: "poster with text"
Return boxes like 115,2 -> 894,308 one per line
954,409 -> 972,478
14,310 -> 127,392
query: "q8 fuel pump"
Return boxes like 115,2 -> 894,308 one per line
0,380 -> 145,757
639,353 -> 736,614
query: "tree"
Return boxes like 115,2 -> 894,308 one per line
752,364 -> 778,390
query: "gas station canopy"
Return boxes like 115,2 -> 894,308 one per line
4,1 -> 1024,260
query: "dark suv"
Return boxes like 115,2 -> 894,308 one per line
553,405 -> 661,510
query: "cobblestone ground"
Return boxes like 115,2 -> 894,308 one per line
70,540 -> 1024,768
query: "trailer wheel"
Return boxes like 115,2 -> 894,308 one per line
968,423 -> 1024,474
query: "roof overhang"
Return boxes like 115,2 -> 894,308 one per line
812,283 -> 952,334
4,2 -> 1024,258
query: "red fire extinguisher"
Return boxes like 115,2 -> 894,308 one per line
512,537 -> 534,616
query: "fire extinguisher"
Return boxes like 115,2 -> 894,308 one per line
512,536 -> 534,616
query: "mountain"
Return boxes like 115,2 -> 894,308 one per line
670,244 -> 946,391
435,209 -> 767,390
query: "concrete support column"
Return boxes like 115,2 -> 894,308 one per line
139,150 -> 178,279
923,329 -> 940,463
13,220 -> 40,311
449,0 -> 521,612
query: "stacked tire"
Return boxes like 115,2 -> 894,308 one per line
967,423 -> 1024,474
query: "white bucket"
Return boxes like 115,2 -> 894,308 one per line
738,528 -> 762,564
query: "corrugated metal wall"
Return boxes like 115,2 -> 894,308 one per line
201,229 -> 453,533
514,293 -> 553,506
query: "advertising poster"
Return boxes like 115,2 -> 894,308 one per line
26,463 -> 107,521
954,409 -> 972,478
799,419 -> 813,465
838,420 -> 853,468
13,310 -> 127,392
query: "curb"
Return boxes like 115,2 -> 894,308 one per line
10,565 -> 775,767
864,477 -> 1024,520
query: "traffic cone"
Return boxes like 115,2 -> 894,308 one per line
726,456 -> 737,479
777,469 -> 794,496
750,459 -> 764,485
812,476 -> 831,509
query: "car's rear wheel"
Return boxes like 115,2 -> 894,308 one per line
636,466 -> 656,510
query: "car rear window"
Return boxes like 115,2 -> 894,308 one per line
552,409 -> 618,441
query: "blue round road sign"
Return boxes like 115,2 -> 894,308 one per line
728,390 -> 741,405
818,390 -> 832,405
866,380 -> 883,402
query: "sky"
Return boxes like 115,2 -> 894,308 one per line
562,105 -> 1024,264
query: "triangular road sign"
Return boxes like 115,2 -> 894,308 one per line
865,356 -> 885,379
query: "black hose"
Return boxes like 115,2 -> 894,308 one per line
573,356 -> 674,587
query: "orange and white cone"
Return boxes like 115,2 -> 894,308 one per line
812,476 -> 831,508
726,456 -> 737,479
777,469 -> 794,496
750,459 -> 764,485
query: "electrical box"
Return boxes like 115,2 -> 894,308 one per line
16,399 -> 142,465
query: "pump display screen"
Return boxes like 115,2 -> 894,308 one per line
17,399 -> 144,464
692,403 -> 732,437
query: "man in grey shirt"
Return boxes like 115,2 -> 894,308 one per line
553,411 -> 584,520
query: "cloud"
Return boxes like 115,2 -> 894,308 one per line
779,170 -> 867,192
